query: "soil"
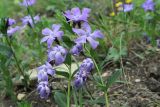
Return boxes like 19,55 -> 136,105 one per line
1,42 -> 160,107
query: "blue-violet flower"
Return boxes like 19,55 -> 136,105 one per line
20,0 -> 36,7
37,81 -> 50,99
8,18 -> 16,26
74,58 -> 94,88
142,0 -> 155,11
41,24 -> 64,48
70,43 -> 83,55
7,26 -> 20,37
48,45 -> 67,65
64,7 -> 91,22
73,22 -> 104,49
21,15 -> 40,28
37,62 -> 55,82
123,4 -> 134,12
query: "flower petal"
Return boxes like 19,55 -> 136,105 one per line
82,22 -> 91,33
55,52 -> 64,65
40,36 -> 49,43
71,7 -> 81,16
42,28 -> 52,36
52,24 -> 61,32
91,30 -> 104,39
75,36 -> 87,44
72,28 -> 86,36
87,37 -> 99,49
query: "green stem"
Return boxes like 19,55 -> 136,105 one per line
67,63 -> 72,107
84,46 -> 109,107
105,91 -> 109,107
5,37 -> 28,87
67,78 -> 71,107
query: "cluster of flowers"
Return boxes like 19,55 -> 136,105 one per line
110,0 -> 155,16
4,0 -> 40,37
37,7 -> 104,98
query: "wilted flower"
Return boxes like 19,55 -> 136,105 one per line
73,23 -> 104,49
7,26 -> 20,36
123,4 -> 134,12
41,24 -> 64,48
8,18 -> 16,26
37,81 -> 50,99
48,45 -> 67,65
64,7 -> 91,22
70,44 -> 83,55
74,58 -> 94,88
142,0 -> 155,11
21,15 -> 40,28
20,0 -> 36,7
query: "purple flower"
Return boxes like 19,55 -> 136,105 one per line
20,0 -> 36,7
73,23 -> 104,49
156,39 -> 160,48
48,45 -> 67,65
64,7 -> 91,22
8,18 -> 16,26
123,4 -> 134,12
74,58 -> 94,88
21,15 -> 40,28
142,0 -> 155,11
7,26 -> 20,36
41,24 -> 64,48
70,44 -> 83,55
37,81 -> 50,99
37,70 -> 48,82
37,62 -> 55,82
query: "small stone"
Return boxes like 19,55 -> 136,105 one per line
17,93 -> 26,100
135,79 -> 141,83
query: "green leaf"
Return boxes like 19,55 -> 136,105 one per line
86,97 -> 105,105
56,70 -> 70,79
64,53 -> 72,66
54,91 -> 67,107
17,101 -> 32,107
107,47 -> 120,61
0,42 -> 12,57
106,69 -> 122,89
62,36 -> 74,48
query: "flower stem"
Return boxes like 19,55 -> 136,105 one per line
5,37 -> 29,87
67,62 -> 72,107
67,78 -> 71,107
84,46 -> 109,107
105,91 -> 109,107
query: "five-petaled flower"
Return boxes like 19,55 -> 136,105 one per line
123,4 -> 134,12
73,22 -> 104,49
20,0 -> 36,7
48,45 -> 67,65
41,24 -> 64,48
142,0 -> 155,11
21,15 -> 40,28
64,7 -> 91,22
37,81 -> 50,99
